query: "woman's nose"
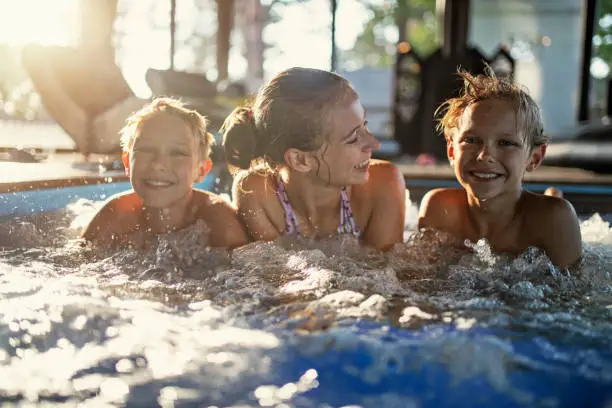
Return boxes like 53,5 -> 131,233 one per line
363,131 -> 381,151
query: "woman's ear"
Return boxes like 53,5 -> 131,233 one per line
284,148 -> 314,173
122,151 -> 130,177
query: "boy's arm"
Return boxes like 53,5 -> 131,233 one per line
361,162 -> 406,251
233,172 -> 281,242
539,198 -> 582,268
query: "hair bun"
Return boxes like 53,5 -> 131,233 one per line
221,106 -> 259,169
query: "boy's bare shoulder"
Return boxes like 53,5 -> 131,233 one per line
192,189 -> 249,248
104,190 -> 141,211
89,190 -> 140,218
418,188 -> 465,229
192,189 -> 237,216
81,190 -> 141,241
421,188 -> 466,211
522,191 -> 578,225
521,191 -> 582,268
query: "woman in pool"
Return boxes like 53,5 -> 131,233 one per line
221,67 -> 405,251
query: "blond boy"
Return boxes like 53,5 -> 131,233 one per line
82,98 -> 248,249
418,71 -> 581,268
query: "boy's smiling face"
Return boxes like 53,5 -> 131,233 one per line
447,98 -> 545,201
123,112 -> 209,210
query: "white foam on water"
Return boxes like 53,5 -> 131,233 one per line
0,195 -> 611,405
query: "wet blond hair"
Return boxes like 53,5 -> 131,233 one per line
436,69 -> 547,148
120,97 -> 214,161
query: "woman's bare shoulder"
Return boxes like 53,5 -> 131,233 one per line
353,160 -> 403,197
232,170 -> 277,201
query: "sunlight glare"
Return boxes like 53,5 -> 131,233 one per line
0,0 -> 79,46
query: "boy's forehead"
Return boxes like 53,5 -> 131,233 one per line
136,113 -> 195,142
459,99 -> 517,132
141,111 -> 189,130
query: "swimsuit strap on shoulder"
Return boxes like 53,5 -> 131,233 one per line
338,187 -> 360,237
276,180 -> 360,238
275,178 -> 300,235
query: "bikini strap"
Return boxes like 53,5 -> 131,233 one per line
275,178 -> 300,235
276,179 -> 359,237
338,187 -> 360,237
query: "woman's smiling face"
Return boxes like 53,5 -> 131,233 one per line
314,98 -> 381,186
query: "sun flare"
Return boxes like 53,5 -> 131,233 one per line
0,0 -> 79,46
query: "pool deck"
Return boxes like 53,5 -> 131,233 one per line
0,152 -> 127,193
1,119 -> 612,213
2,152 -> 612,214
397,162 -> 612,214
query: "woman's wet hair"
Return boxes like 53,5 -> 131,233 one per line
221,67 -> 358,170
120,97 -> 214,161
436,68 -> 547,147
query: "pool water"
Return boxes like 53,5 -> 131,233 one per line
0,181 -> 611,407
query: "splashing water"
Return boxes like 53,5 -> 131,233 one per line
0,190 -> 611,407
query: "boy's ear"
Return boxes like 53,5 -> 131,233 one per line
446,137 -> 456,164
121,151 -> 130,176
195,159 -> 212,183
526,144 -> 546,172
283,148 -> 314,173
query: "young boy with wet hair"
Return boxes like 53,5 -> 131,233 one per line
82,97 -> 248,250
418,70 -> 581,268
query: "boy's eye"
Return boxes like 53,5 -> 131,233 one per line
171,149 -> 190,156
460,136 -> 476,144
499,140 -> 519,147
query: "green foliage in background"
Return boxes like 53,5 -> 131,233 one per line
340,0 -> 437,70
594,0 -> 612,71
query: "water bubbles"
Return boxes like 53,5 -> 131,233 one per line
1,202 -> 612,405
114,358 -> 134,373
99,378 -> 129,404
254,369 -> 319,406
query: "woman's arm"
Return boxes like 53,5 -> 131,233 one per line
361,161 -> 406,251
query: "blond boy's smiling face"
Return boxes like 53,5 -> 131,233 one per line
125,112 -> 206,210
448,98 -> 542,201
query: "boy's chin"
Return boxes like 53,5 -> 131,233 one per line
465,186 -> 501,202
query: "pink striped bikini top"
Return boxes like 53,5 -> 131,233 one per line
275,178 -> 360,237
